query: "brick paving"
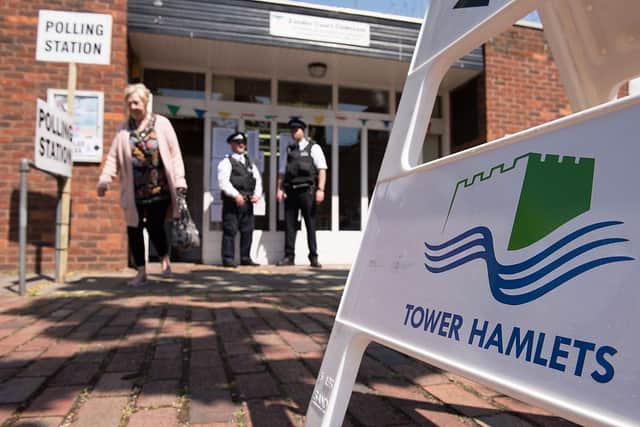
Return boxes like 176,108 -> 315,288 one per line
0,265 -> 577,427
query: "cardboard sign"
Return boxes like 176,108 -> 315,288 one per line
305,1 -> 640,426
34,99 -> 73,177
36,10 -> 112,65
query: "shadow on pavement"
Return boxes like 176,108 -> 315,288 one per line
0,264 -> 577,426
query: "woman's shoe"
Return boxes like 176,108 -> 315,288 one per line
160,256 -> 172,277
127,273 -> 147,287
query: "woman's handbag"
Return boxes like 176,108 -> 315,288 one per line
172,192 -> 200,251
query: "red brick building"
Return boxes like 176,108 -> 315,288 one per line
1,1 -> 609,274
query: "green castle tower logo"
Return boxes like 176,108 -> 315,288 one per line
427,152 -> 632,305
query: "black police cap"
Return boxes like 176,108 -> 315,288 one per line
287,118 -> 306,130
226,132 -> 247,144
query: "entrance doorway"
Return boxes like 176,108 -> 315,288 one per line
170,118 -> 204,262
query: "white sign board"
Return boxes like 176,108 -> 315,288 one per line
36,10 -> 112,65
308,98 -> 640,427
270,11 -> 370,47
34,99 -> 73,177
305,1 -> 640,427
48,89 -> 104,163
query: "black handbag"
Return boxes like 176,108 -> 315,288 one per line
172,192 -> 200,251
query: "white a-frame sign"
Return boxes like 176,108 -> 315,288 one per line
305,1 -> 640,426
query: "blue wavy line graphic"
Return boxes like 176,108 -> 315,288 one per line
424,221 -> 633,305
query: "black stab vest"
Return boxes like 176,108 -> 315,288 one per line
283,142 -> 317,190
228,155 -> 256,197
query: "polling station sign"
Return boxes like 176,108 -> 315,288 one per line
36,10 -> 112,65
34,99 -> 73,177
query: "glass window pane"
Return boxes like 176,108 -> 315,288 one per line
451,77 -> 481,149
278,81 -> 332,109
339,128 -> 361,230
367,130 -> 389,199
211,76 -> 234,101
276,123 -> 332,231
396,92 -> 441,118
143,68 -> 205,99
309,125 -> 332,231
339,87 -> 389,113
235,78 -> 271,104
423,134 -> 441,164
432,95 -> 442,118
212,76 -> 271,104
245,121 -> 271,230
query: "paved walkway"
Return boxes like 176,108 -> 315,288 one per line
0,264 -> 576,427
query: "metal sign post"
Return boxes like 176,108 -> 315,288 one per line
18,159 -> 30,296
305,1 -> 640,426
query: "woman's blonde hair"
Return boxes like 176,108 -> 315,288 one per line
124,83 -> 151,105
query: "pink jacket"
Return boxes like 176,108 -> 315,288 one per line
98,114 -> 188,227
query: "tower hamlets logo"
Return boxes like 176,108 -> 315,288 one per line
424,152 -> 633,305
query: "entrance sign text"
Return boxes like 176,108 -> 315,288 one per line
270,12 -> 370,47
34,99 -> 73,177
36,10 -> 112,65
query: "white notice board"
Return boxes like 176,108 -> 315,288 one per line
48,89 -> 104,163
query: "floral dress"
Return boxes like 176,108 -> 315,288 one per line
129,114 -> 170,205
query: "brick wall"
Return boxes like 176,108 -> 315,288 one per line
0,1 -> 129,274
484,25 -> 572,142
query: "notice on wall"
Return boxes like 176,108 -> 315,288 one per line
270,11 -> 370,47
48,89 -> 103,163
36,10 -> 112,65
210,127 -> 235,222
278,132 -> 293,174
278,132 -> 294,222
34,99 -> 73,177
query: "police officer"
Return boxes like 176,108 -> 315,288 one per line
276,118 -> 327,268
217,131 -> 262,267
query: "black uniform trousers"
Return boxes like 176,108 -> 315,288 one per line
127,199 -> 170,268
222,196 -> 255,263
284,187 -> 317,260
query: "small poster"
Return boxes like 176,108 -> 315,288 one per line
210,127 -> 235,221
47,89 -> 103,163
247,129 -> 259,160
279,132 -> 293,174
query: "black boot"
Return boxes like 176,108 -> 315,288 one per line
309,256 -> 322,268
276,256 -> 294,266
222,258 -> 237,268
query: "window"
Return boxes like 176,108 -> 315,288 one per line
143,68 -> 205,99
451,77 -> 482,149
212,76 -> 271,104
339,128 -> 361,230
422,134 -> 441,164
309,125 -> 332,231
245,121 -> 271,230
278,81 -> 332,109
367,130 -> 389,199
339,87 -> 389,113
396,92 -> 442,118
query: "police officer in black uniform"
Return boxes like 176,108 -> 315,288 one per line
276,118 -> 327,268
217,132 -> 263,267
